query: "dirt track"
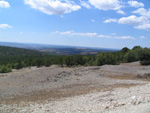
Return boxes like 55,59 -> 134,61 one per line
0,62 -> 150,113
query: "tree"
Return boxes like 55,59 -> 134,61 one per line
16,60 -> 24,69
121,47 -> 130,54
124,51 -> 136,62
139,48 -> 150,65
132,46 -> 142,50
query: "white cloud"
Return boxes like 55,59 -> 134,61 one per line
128,1 -> 144,8
135,24 -> 150,30
89,0 -> 122,10
111,33 -> 117,35
115,36 -> 135,39
24,0 -> 81,15
116,10 -> 125,15
98,35 -> 112,38
57,31 -> 98,37
20,32 -> 23,34
91,19 -> 95,22
118,15 -> 143,25
0,24 -> 12,29
132,8 -> 150,17
118,8 -> 150,30
104,18 -> 118,23
98,35 -> 135,39
140,36 -> 146,39
55,31 -> 134,40
80,0 -> 91,9
0,1 -> 10,8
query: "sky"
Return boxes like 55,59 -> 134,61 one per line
0,0 -> 150,49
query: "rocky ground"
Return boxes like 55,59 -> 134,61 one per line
0,62 -> 150,113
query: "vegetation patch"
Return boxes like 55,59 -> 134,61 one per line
0,46 -> 150,73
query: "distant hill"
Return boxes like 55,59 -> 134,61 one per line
39,47 -> 114,55
0,42 -> 119,55
0,46 -> 45,57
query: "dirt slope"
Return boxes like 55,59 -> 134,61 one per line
0,62 -> 150,113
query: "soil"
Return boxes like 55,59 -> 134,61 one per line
0,62 -> 150,113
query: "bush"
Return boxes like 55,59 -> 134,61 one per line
140,60 -> 150,65
139,48 -> 150,65
0,65 -> 12,73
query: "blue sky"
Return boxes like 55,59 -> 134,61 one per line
0,0 -> 150,49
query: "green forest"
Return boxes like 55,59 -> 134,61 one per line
0,46 -> 150,73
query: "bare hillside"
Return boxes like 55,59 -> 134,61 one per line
0,62 -> 150,113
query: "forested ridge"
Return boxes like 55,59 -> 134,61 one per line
0,46 -> 150,73
0,46 -> 46,56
